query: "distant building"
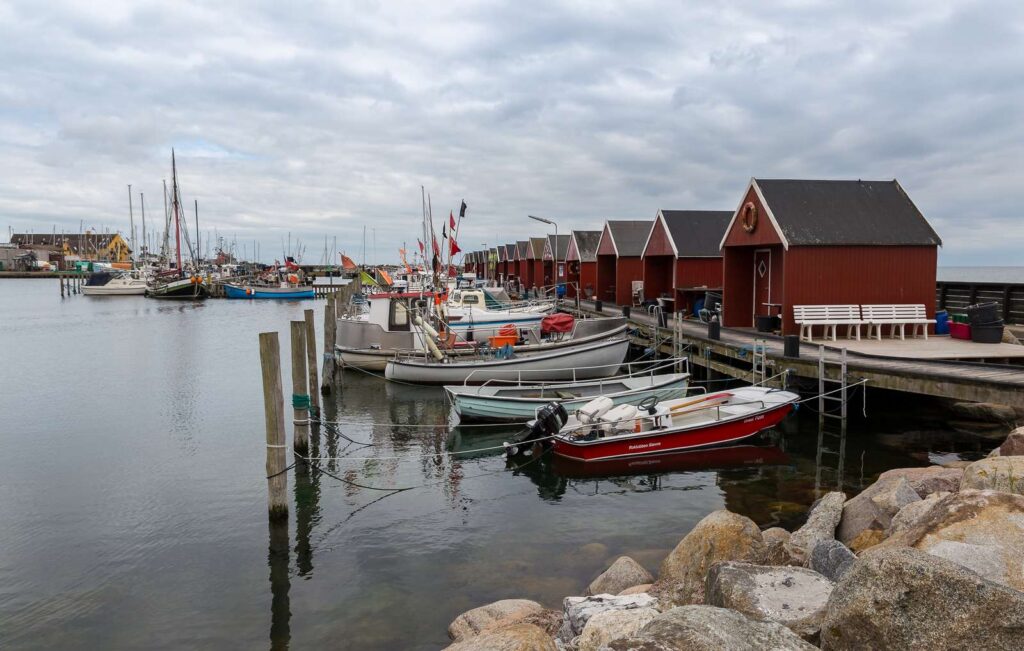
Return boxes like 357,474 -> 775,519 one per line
642,210 -> 732,314
9,232 -> 132,263
566,230 -> 601,299
596,220 -> 652,306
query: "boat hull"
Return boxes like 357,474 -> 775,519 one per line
550,444 -> 790,478
448,374 -> 689,422
81,285 -> 146,296
146,278 -> 208,300
552,403 -> 794,462
385,338 -> 630,385
224,284 -> 314,299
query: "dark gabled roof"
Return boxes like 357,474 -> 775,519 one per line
545,234 -> 571,260
571,230 -> 601,262
528,237 -> 546,258
607,220 -> 652,257
751,179 -> 941,247
659,210 -> 733,257
504,243 -> 517,260
516,240 -> 529,259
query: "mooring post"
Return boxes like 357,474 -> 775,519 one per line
290,320 -> 310,454
303,308 -> 320,417
259,332 -> 288,519
321,293 -> 336,394
60,275 -> 65,297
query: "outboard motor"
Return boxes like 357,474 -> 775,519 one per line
504,402 -> 568,456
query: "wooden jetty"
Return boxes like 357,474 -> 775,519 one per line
571,300 -> 1024,406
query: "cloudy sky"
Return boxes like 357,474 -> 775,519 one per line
1,0 -> 1021,265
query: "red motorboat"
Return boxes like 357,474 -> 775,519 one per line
509,386 -> 799,462
551,444 -> 790,478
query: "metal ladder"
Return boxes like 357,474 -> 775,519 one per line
814,345 -> 850,494
751,339 -> 769,385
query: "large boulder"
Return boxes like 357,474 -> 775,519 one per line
443,623 -> 556,651
558,593 -> 658,641
605,605 -> 817,651
785,491 -> 845,564
807,539 -> 856,582
999,427 -> 1024,456
820,547 -> 1024,650
872,489 -> 1024,591
586,556 -> 655,596
618,584 -> 652,596
651,510 -> 764,607
886,491 -> 949,536
576,607 -> 659,651
837,474 -> 922,546
751,527 -> 799,566
447,599 -> 545,641
951,401 -> 1019,424
705,561 -> 834,643
960,456 -> 1024,495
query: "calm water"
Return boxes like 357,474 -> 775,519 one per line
937,266 -> 1024,283
0,279 -> 1004,650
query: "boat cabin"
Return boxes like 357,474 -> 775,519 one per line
366,292 -> 432,332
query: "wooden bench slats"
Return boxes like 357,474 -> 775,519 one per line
862,304 -> 935,340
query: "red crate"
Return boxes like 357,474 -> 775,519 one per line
949,322 -> 971,340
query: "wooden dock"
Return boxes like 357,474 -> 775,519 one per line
572,300 -> 1024,406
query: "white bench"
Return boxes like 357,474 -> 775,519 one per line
861,304 -> 934,340
793,305 -> 864,342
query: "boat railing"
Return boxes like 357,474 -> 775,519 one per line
460,355 -> 686,386
469,358 -> 687,389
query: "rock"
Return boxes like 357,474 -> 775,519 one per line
940,459 -> 973,469
836,469 -> 952,545
651,510 -> 764,607
820,547 -> 1024,650
961,456 -> 1024,495
444,623 -> 557,651
761,527 -> 791,544
951,401 -> 1019,424
705,561 -> 834,643
559,593 -> 658,641
1000,427 -> 1024,456
886,491 -> 949,536
577,542 -> 609,562
617,584 -> 652,596
847,528 -> 885,552
872,489 -> 1024,591
576,607 -> 659,651
518,609 -> 564,638
586,556 -> 654,596
785,491 -> 845,564
448,599 -> 545,641
606,605 -> 817,651
807,539 -> 856,582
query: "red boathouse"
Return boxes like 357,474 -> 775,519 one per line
595,220 -> 652,306
720,178 -> 942,335
566,230 -> 601,299
641,210 -> 732,314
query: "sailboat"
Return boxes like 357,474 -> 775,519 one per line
146,150 -> 208,300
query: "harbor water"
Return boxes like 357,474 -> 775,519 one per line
0,279 -> 1002,650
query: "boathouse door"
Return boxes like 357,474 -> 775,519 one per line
753,249 -> 771,320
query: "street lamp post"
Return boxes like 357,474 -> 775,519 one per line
528,215 -> 561,298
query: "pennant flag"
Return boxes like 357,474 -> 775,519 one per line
449,236 -> 461,256
432,236 -> 440,257
417,239 -> 425,254
284,256 -> 300,271
340,253 -> 358,270
378,267 -> 393,285
442,223 -> 447,240
449,211 -> 456,229
459,200 -> 467,218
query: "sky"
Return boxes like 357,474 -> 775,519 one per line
0,0 -> 1022,265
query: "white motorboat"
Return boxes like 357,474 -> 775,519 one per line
81,270 -> 149,296
384,337 -> 630,385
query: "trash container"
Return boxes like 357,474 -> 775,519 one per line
755,315 -> 775,333
708,319 -> 721,340
935,310 -> 949,335
966,302 -> 999,325
783,335 -> 800,358
621,306 -> 631,318
594,300 -> 603,313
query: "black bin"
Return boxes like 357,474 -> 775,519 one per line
622,306 -> 631,318
755,315 -> 775,333
708,320 -> 721,340
966,302 -> 999,325
971,321 -> 1004,344
594,300 -> 603,313
784,335 -> 800,358
704,291 -> 722,314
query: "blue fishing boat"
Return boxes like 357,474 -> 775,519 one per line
224,283 -> 314,299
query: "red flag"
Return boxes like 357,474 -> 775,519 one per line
449,236 -> 461,256
448,264 -> 457,276
449,211 -> 456,229
340,254 -> 357,270
417,239 -> 424,254
432,236 -> 440,257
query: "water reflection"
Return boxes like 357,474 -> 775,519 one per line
267,519 -> 290,651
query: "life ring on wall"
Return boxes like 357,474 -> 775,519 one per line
741,202 -> 758,233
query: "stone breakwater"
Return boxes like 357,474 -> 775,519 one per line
442,427 -> 1024,650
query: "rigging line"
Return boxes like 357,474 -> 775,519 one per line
299,433 -> 557,463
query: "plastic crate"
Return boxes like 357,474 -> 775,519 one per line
949,322 -> 971,340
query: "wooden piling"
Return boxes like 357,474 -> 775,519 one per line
290,320 -> 310,454
259,332 -> 288,519
321,293 -> 337,394
303,309 -> 320,415
60,275 -> 65,297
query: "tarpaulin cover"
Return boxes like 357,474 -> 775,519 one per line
541,313 -> 574,334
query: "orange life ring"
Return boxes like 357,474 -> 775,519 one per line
741,202 -> 758,233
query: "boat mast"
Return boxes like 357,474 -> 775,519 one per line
140,192 -> 147,263
127,184 -> 135,262
171,150 -> 183,275
194,200 -> 201,268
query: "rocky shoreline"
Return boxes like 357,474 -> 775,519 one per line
443,427 -> 1024,650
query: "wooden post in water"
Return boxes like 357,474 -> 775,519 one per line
60,275 -> 65,297
290,321 -> 310,454
303,309 -> 319,416
321,293 -> 337,394
259,332 -> 288,519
